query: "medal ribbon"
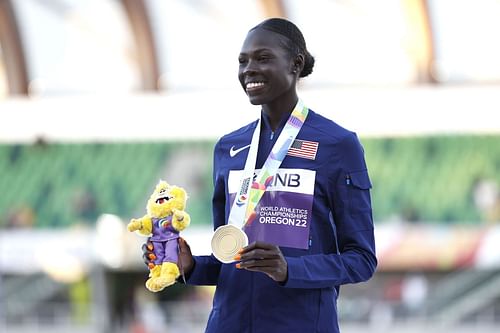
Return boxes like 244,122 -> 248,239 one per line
227,99 -> 309,229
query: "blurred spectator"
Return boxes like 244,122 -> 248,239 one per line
400,272 -> 428,313
472,178 -> 500,223
6,205 -> 35,228
34,136 -> 49,149
8,145 -> 23,165
72,187 -> 98,225
401,203 -> 420,223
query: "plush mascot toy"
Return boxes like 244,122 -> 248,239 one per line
127,180 -> 190,292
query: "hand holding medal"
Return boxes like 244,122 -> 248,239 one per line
234,241 -> 288,283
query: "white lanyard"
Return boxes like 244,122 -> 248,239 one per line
227,99 -> 309,229
227,118 -> 261,229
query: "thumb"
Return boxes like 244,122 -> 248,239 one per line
178,237 -> 191,254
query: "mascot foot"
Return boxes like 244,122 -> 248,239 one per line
145,264 -> 161,292
146,262 -> 180,292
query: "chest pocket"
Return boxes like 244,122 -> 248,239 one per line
347,170 -> 372,214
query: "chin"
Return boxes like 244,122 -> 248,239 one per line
249,99 -> 261,105
247,95 -> 267,105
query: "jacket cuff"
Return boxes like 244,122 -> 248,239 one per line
281,256 -> 305,288
183,256 -> 201,284
176,257 -> 197,284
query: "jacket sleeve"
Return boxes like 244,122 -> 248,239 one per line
283,132 -> 377,289
185,140 -> 225,285
185,255 -> 222,286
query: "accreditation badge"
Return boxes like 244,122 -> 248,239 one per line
228,168 -> 315,249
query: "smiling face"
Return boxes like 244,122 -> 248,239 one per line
238,28 -> 297,107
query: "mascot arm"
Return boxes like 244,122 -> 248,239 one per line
127,215 -> 153,235
172,209 -> 191,231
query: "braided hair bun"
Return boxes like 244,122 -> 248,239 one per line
251,18 -> 315,78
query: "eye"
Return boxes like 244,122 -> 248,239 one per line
257,53 -> 273,62
238,56 -> 247,65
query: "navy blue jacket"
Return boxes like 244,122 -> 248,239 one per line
187,109 -> 377,333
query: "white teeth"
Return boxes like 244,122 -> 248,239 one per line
246,82 -> 265,89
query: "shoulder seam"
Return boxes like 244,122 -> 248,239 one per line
304,111 -> 353,142
219,119 -> 259,143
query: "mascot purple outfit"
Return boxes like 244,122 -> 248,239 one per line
150,216 -> 180,265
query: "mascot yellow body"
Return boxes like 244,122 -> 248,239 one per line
127,180 -> 190,292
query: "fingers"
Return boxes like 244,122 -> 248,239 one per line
142,241 -> 155,268
236,259 -> 277,269
141,241 -> 154,252
236,257 -> 288,282
240,241 -> 276,253
238,241 -> 281,261
238,264 -> 280,275
235,241 -> 288,282
240,248 -> 281,260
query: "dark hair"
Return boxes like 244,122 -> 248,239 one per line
250,18 -> 315,78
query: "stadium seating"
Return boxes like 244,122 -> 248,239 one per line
0,135 -> 498,228
362,135 -> 500,223
0,141 -> 214,228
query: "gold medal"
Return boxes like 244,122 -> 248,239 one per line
211,224 -> 248,263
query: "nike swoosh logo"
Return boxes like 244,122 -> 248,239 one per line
229,144 -> 251,157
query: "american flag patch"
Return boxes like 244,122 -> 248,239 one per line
287,139 -> 319,160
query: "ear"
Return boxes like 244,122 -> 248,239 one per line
292,54 -> 305,75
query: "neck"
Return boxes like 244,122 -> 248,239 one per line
262,96 -> 299,131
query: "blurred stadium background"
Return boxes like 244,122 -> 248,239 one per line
0,0 -> 499,332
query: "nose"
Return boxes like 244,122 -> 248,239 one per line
241,59 -> 258,76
